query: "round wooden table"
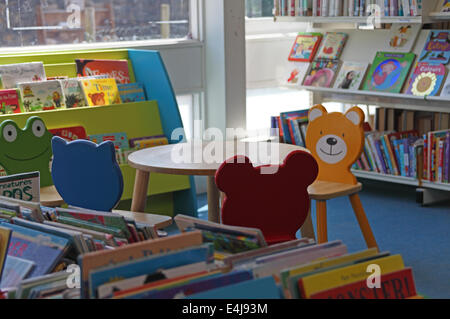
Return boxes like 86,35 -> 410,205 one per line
128,141 -> 307,223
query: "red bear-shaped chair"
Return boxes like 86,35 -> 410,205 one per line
215,150 -> 318,245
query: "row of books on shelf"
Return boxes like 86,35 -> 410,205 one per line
0,197 -> 421,299
288,29 -> 450,98
275,0 -> 424,17
0,59 -> 146,115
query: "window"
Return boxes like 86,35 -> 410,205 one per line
1,0 -> 191,48
245,0 -> 273,18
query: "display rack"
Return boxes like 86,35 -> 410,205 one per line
0,48 -> 198,217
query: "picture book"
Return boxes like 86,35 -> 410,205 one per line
0,222 -> 70,277
88,132 -> 129,150
76,59 -> 131,84
363,52 -> 416,93
418,30 -> 450,65
0,171 -> 40,203
316,32 -> 348,61
118,83 -> 146,102
286,62 -> 310,85
288,33 -> 323,62
0,62 -> 46,89
15,271 -> 71,299
333,61 -> 369,90
80,78 -> 122,106
440,0 -> 450,13
303,59 -> 340,88
385,24 -> 421,52
129,135 -> 168,149
78,231 -> 203,298
0,256 -> 35,289
279,109 -> 309,144
441,74 -> 450,97
17,80 -> 66,112
60,79 -> 87,108
309,267 -> 417,299
88,244 -> 214,298
406,62 -> 446,96
0,89 -> 23,114
0,226 -> 12,279
49,126 -> 88,142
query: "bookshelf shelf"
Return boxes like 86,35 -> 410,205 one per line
428,12 -> 450,20
352,170 -> 450,192
274,15 -> 423,24
286,85 -> 450,114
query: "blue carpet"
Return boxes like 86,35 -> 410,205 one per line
175,180 -> 450,299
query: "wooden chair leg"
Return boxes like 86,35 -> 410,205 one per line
316,200 -> 327,244
349,193 -> 378,250
300,208 -> 316,241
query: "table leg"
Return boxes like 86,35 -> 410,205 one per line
207,176 -> 221,223
131,169 -> 150,212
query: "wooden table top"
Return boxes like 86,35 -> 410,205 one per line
128,141 -> 308,176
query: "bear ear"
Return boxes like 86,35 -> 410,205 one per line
283,150 -> 318,186
215,156 -> 255,192
345,106 -> 365,126
97,141 -> 117,161
309,104 -> 328,123
52,136 -> 67,156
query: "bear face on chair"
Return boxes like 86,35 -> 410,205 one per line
305,104 -> 365,185
215,150 -> 318,245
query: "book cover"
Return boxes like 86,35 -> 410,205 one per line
303,59 -> 340,88
17,80 -> 66,112
441,0 -> 450,13
80,78 -> 122,106
49,126 -> 88,142
288,33 -> 323,62
406,62 -> 446,96
0,222 -> 70,277
385,24 -> 421,53
0,256 -> 35,289
316,32 -> 348,60
363,52 -> 416,93
118,83 -> 146,103
88,244 -> 214,298
286,62 -> 310,85
439,73 -> 450,97
278,109 -> 309,144
0,62 -> 46,89
419,30 -> 450,65
0,89 -> 23,114
78,231 -> 203,298
88,132 -> 129,150
60,79 -> 87,108
333,61 -> 369,90
309,267 -> 417,299
75,59 -> 131,84
0,226 -> 12,279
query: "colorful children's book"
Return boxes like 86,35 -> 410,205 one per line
0,89 -> 23,114
288,33 -> 323,62
118,83 -> 146,102
0,256 -> 35,289
80,78 -> 122,106
418,30 -> 450,65
406,62 -> 446,96
316,32 -> 348,60
17,80 -> 66,112
0,222 -> 70,277
303,59 -> 340,88
76,59 -> 131,84
60,79 -> 87,108
363,52 -> 416,93
0,226 -> 12,279
440,0 -> 450,13
0,62 -> 46,89
286,62 -> 310,85
88,132 -> 129,150
49,126 -> 88,142
385,24 -> 421,53
333,61 -> 369,90
439,73 -> 450,97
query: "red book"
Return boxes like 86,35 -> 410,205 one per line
309,268 -> 417,299
0,89 -> 22,114
75,59 -> 131,84
49,126 -> 88,142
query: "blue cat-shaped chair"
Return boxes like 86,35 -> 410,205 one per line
51,136 -> 124,212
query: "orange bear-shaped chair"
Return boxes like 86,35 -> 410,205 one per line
305,104 -> 378,249
215,150 -> 318,245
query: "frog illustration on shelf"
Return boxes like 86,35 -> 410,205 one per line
0,116 -> 53,187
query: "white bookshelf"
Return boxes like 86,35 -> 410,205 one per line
428,12 -> 450,20
274,15 -> 424,25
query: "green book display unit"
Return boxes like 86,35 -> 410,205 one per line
0,48 -> 198,217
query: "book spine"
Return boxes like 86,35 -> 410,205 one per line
401,0 -> 410,16
291,0 -> 297,16
399,142 -> 405,176
384,136 -> 399,175
434,137 -> 440,182
348,0 -> 353,15
304,0 -> 309,15
343,0 -> 348,16
445,133 -> 450,183
403,139 -> 410,177
364,139 -> 376,172
375,140 -> 389,174
410,0 -> 417,16
360,151 -> 370,171
423,134 -> 428,180
368,135 -> 382,173
438,139 -> 444,183
398,0 -> 403,16
313,0 -> 318,15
